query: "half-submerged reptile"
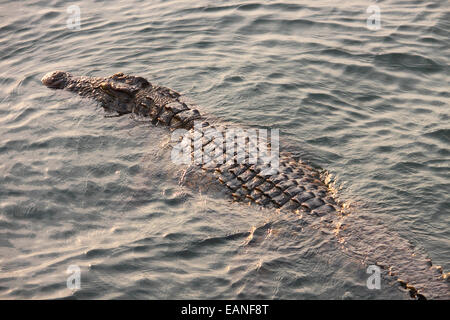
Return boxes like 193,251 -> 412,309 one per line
41,71 -> 449,299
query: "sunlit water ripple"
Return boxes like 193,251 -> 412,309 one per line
0,0 -> 448,299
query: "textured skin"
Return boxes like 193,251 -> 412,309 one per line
41,71 -> 336,214
41,71 -> 449,299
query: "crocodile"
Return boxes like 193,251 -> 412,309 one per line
41,70 -> 449,299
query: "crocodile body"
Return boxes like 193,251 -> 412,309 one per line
41,71 -> 449,299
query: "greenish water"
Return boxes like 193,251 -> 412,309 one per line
0,0 -> 448,299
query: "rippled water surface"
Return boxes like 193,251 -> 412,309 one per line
0,0 -> 449,299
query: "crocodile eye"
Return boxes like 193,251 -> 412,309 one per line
112,72 -> 124,79
99,81 -> 138,97
99,82 -> 116,96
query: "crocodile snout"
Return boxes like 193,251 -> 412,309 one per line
41,71 -> 71,89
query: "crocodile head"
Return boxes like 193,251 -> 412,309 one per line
42,71 -> 152,114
